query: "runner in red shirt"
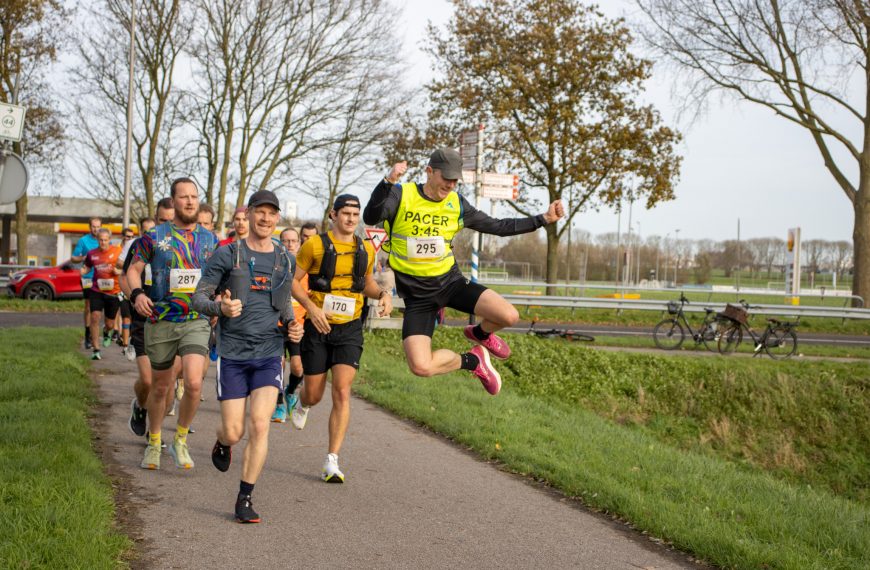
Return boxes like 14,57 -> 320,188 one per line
81,228 -> 122,360
218,207 -> 249,247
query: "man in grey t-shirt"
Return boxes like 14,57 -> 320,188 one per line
192,190 -> 302,524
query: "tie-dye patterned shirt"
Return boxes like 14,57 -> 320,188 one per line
133,223 -> 217,323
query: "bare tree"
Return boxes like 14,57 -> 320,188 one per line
189,0 -> 398,231
0,0 -> 67,263
803,238 -> 826,287
71,0 -> 189,219
637,0 -> 870,304
830,240 -> 853,280
291,57 -> 408,228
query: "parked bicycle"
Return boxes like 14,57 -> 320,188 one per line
652,293 -> 726,351
527,318 -> 595,342
717,300 -> 800,359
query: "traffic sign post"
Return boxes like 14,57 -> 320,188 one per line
365,227 -> 388,254
0,103 -> 26,143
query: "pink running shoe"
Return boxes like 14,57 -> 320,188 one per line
469,345 -> 502,395
464,325 -> 511,360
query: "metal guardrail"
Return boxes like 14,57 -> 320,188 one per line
479,280 -> 864,308
500,294 -> 870,321
365,291 -> 870,329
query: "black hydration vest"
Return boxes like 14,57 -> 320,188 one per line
308,233 -> 367,294
225,239 -> 294,311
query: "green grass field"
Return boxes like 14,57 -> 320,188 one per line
587,333 -> 870,359
0,297 -> 85,313
356,329 -> 870,569
0,327 -> 130,568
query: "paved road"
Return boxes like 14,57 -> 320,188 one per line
88,341 -> 700,569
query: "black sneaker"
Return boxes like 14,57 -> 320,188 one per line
235,494 -> 260,524
84,337 -> 93,350
212,440 -> 231,472
129,398 -> 147,437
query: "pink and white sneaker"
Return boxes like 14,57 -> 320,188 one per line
469,345 -> 502,395
464,325 -> 511,360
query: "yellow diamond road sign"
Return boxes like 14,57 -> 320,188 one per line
0,103 -> 26,143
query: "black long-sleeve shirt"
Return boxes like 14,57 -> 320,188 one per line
363,180 -> 546,298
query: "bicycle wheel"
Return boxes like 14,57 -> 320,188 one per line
564,333 -> 595,342
653,319 -> 685,350
764,328 -> 798,360
717,322 -> 743,354
699,318 -> 724,352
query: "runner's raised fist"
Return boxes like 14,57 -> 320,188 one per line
386,161 -> 408,184
543,200 -> 565,224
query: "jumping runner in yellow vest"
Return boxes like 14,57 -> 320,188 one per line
364,148 -> 564,395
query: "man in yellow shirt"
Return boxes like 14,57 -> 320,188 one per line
291,194 -> 392,483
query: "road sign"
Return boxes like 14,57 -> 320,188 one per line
479,172 -> 519,200
0,103 -> 26,142
365,227 -> 388,253
459,126 -> 483,171
458,130 -> 479,145
0,151 -> 29,204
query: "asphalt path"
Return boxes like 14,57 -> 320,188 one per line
77,332 -> 702,568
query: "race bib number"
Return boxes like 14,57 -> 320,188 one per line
144,265 -> 153,286
323,294 -> 356,322
81,278 -> 93,289
169,268 -> 201,293
97,279 -> 115,291
407,236 -> 445,261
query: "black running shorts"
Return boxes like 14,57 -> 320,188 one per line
89,289 -> 121,320
300,318 -> 363,375
119,298 -> 132,319
401,277 -> 487,339
131,319 -> 147,358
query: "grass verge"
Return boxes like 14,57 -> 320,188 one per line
0,297 -> 84,313
0,327 -> 130,568
356,329 -> 870,569
586,333 -> 870,360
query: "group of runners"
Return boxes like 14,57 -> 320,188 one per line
72,148 -> 563,523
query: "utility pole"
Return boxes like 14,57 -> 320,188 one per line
122,0 -> 137,230
736,218 -> 741,293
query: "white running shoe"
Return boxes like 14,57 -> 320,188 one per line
124,344 -> 136,362
290,404 -> 309,430
322,453 -> 344,483
167,400 -> 177,416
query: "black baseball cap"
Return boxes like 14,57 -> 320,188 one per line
247,190 -> 280,210
333,194 -> 361,211
428,148 -> 463,181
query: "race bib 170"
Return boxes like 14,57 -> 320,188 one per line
323,294 -> 356,322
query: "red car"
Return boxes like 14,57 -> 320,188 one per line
6,260 -> 84,300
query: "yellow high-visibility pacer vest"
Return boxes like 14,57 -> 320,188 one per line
385,182 -> 463,277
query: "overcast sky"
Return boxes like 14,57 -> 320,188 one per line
382,0 -> 857,244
